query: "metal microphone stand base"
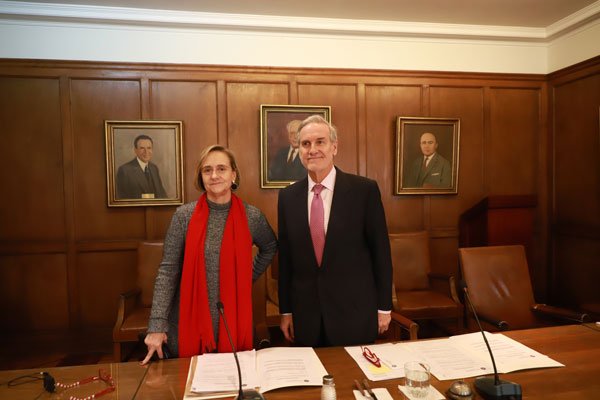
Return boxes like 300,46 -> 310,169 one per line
235,389 -> 265,400
475,376 -> 522,400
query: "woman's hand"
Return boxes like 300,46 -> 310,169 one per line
140,332 -> 168,366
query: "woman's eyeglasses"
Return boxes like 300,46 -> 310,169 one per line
201,165 -> 231,176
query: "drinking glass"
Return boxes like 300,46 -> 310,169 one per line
404,361 -> 430,398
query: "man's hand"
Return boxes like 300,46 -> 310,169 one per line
280,314 -> 295,343
378,312 -> 391,334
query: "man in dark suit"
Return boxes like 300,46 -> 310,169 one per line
277,115 -> 392,347
268,119 -> 307,181
116,134 -> 167,199
404,132 -> 451,188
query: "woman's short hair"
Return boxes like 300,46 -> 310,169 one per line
194,145 -> 240,192
295,115 -> 337,143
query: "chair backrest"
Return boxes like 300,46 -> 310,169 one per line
389,231 -> 431,291
458,245 -> 537,329
137,241 -> 164,307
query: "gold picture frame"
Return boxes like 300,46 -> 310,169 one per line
260,104 -> 332,188
105,120 -> 184,207
395,116 -> 460,195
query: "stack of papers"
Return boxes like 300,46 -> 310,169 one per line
345,332 -> 564,381
184,347 -> 328,399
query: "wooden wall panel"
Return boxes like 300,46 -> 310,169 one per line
430,86 -> 486,213
0,77 -> 64,241
149,80 -> 220,237
553,75 -> 600,225
488,88 -> 540,195
3,58 -> 596,333
364,85 -> 423,232
70,79 -> 143,240
226,82 -> 289,227
550,60 -> 600,309
0,254 -> 69,331
555,237 -> 600,308
77,250 -> 137,327
297,84 -> 358,174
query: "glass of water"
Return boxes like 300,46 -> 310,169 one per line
404,361 -> 430,398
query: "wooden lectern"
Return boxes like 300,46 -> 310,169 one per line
459,195 -> 537,264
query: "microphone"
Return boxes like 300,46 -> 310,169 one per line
216,301 -> 265,400
458,282 -> 522,400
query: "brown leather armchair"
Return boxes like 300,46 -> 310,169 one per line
458,245 -> 589,331
390,231 -> 463,334
113,241 -> 163,362
113,243 -> 273,361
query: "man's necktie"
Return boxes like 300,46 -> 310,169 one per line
310,184 -> 325,266
287,149 -> 294,163
145,166 -> 156,193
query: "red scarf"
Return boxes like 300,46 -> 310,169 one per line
178,193 -> 253,357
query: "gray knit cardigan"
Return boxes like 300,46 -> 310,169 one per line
147,199 -> 277,357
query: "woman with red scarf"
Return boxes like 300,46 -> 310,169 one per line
141,145 -> 277,364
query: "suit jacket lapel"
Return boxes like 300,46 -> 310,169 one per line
290,178 -> 312,247
323,168 -> 351,263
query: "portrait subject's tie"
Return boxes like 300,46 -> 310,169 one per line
144,165 -> 156,193
310,184 -> 325,266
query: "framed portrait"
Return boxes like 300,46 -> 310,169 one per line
105,120 -> 184,207
395,116 -> 460,195
260,104 -> 332,188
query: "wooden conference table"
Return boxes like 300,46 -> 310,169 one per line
1,324 -> 599,399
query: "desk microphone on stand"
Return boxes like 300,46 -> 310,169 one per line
216,301 -> 265,400
459,282 -> 522,400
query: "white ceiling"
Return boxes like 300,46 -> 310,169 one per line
6,0 -> 599,28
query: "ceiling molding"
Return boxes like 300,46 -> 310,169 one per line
1,0 -> 598,42
546,0 -> 600,38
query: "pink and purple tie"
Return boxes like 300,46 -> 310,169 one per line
310,184 -> 325,266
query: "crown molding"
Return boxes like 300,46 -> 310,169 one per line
1,0 -> 597,42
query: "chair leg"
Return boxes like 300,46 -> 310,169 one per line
113,342 -> 122,363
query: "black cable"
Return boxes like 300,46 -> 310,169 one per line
4,372 -> 48,400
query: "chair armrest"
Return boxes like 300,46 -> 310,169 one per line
390,311 -> 419,340
532,304 -> 590,323
473,312 -> 509,331
428,273 -> 461,304
113,288 -> 141,337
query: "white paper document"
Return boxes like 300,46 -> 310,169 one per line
187,347 -> 327,398
346,332 -> 564,382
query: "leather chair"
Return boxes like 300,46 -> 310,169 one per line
389,231 -> 463,334
458,245 -> 589,331
113,241 -> 163,362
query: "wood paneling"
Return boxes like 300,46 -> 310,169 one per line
1,58 -> 597,333
488,88 -> 540,195
70,79 -> 144,240
550,57 -> 600,309
0,254 -> 69,331
365,85 -> 423,232
0,77 -> 64,241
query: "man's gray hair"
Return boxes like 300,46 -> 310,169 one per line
296,115 -> 337,143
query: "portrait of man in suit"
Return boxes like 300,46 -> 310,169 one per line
268,119 -> 307,181
116,134 -> 167,199
277,115 -> 393,347
404,132 -> 452,188
396,117 -> 459,195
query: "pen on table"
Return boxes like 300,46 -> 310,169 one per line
354,379 -> 366,397
362,378 -> 379,400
